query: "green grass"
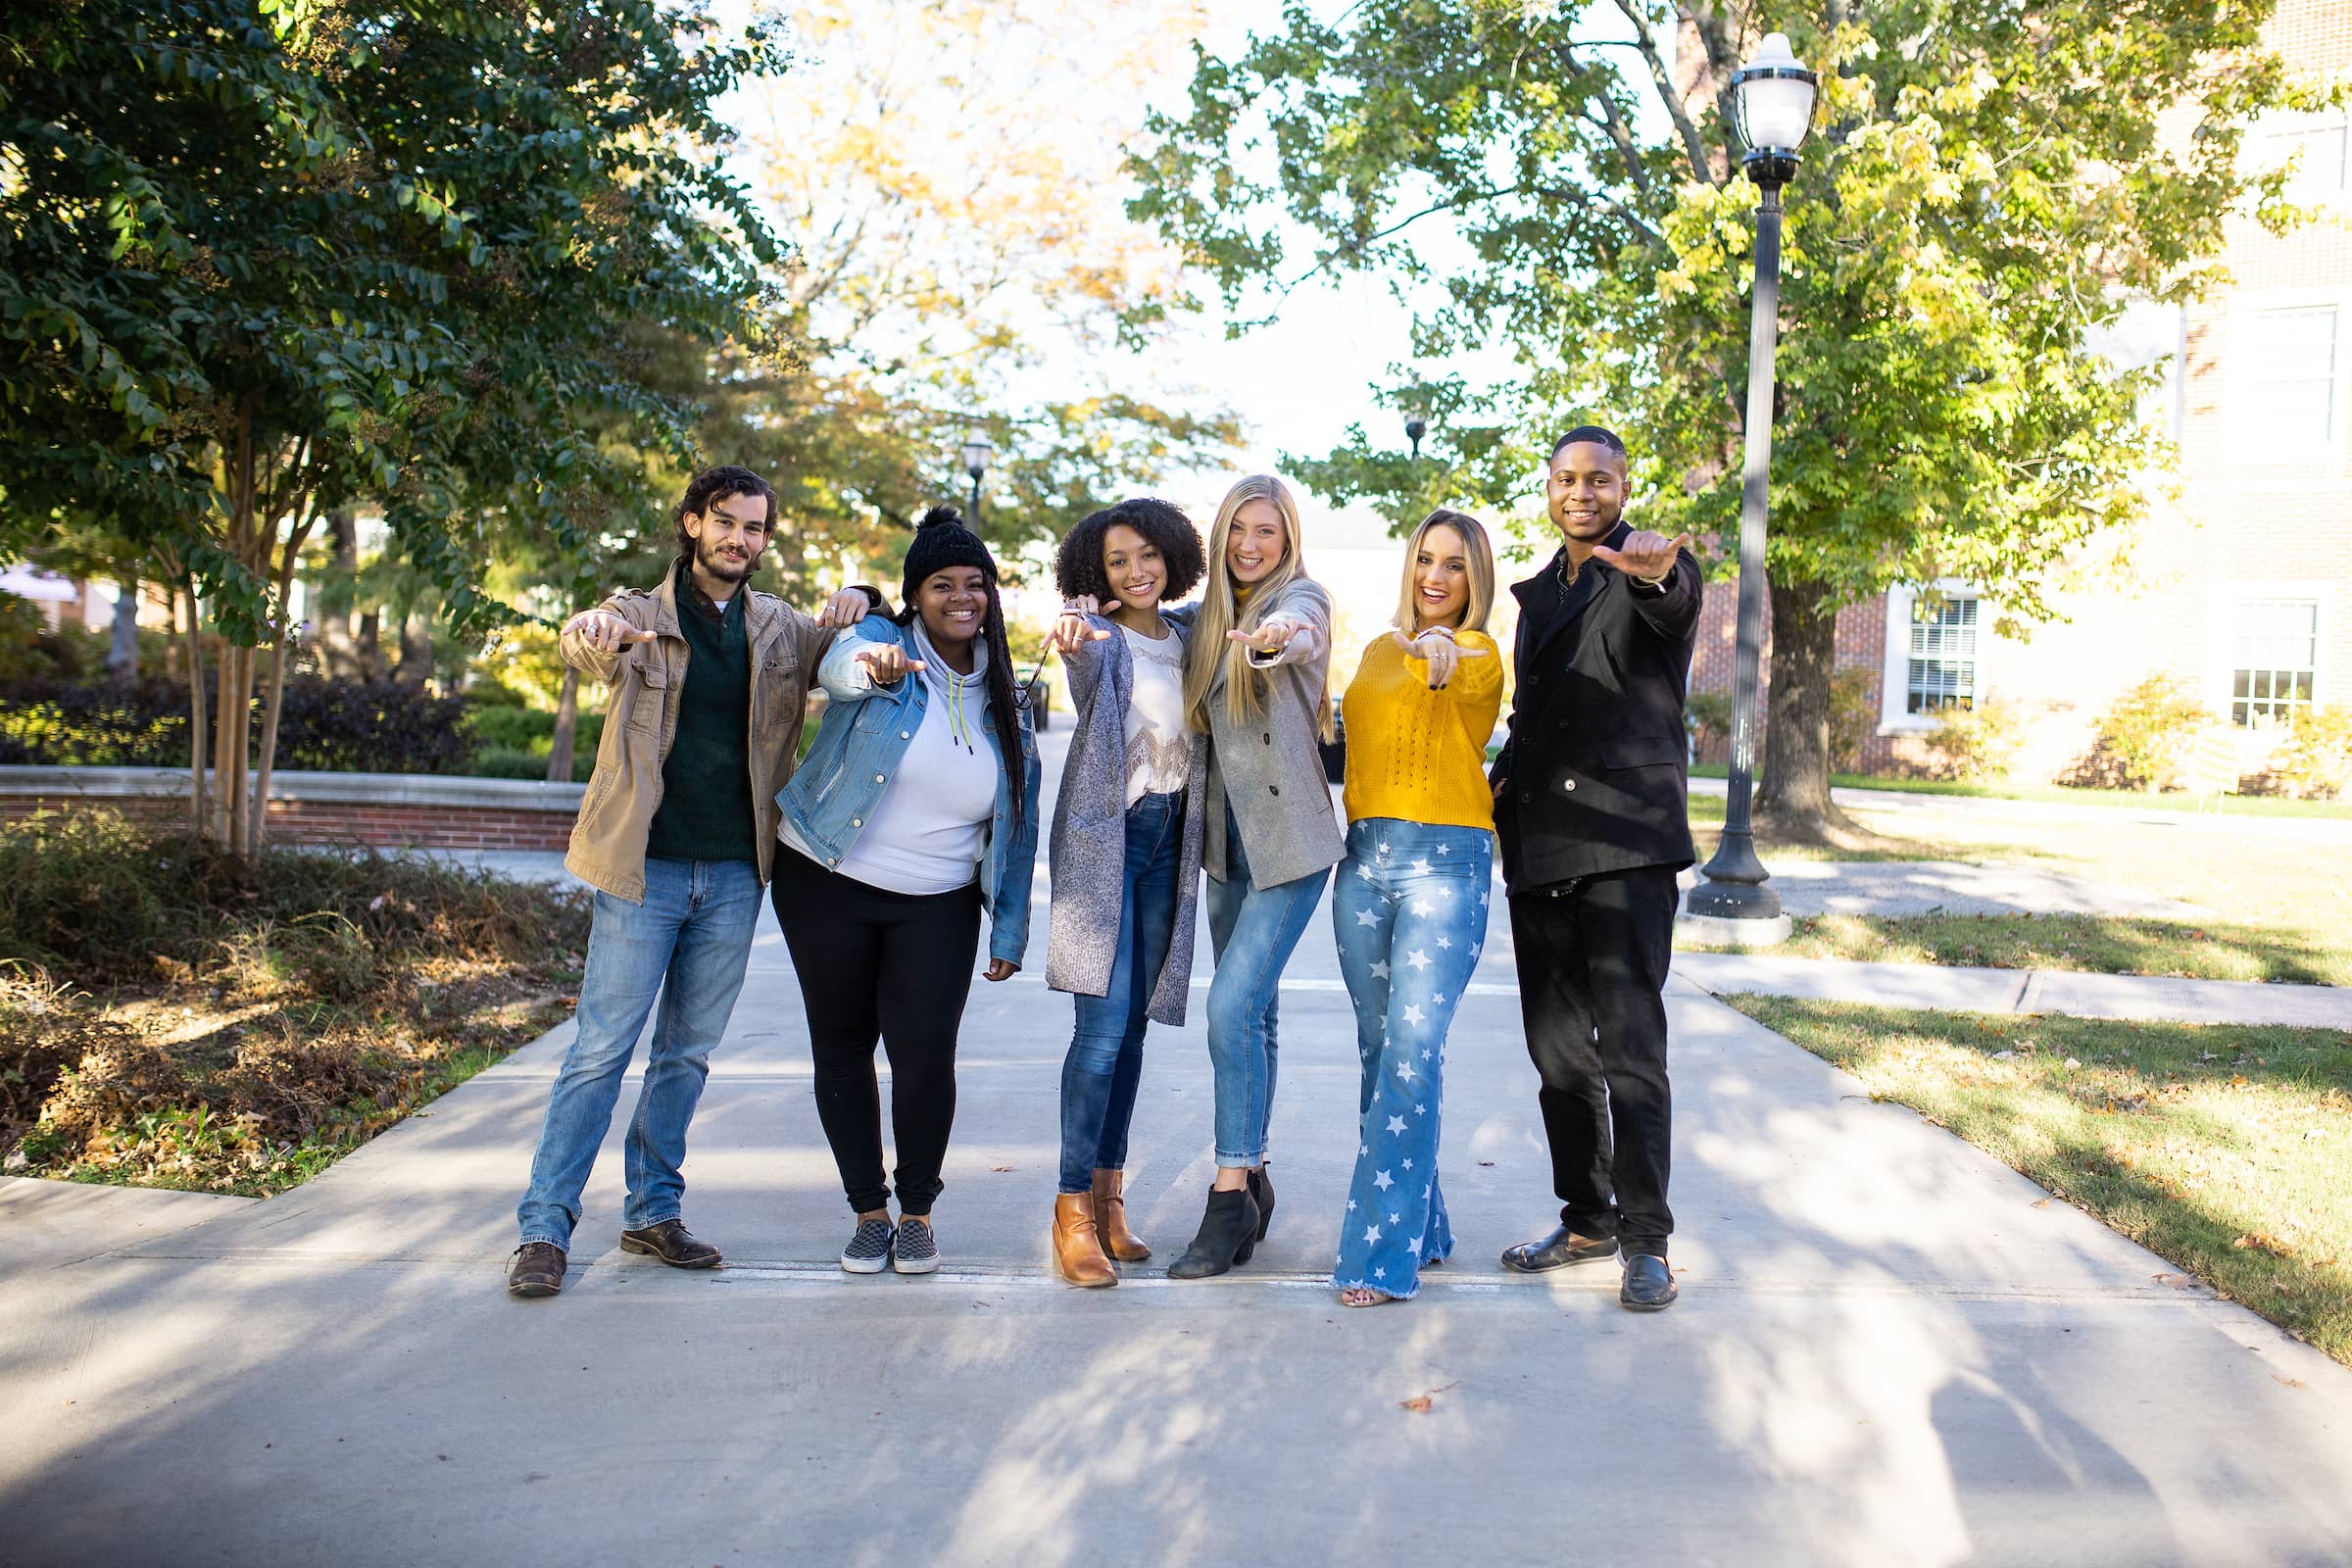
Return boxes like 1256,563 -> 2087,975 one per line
1725,997 -> 2352,1366
1681,911 -> 2352,987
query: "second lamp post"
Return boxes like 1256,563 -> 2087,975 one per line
1685,31 -> 1818,932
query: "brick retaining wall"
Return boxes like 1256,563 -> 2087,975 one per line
0,767 -> 585,851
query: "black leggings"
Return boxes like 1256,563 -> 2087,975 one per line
771,849 -> 981,1215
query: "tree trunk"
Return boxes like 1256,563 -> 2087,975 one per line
108,573 -> 140,683
247,515 -> 316,853
318,509 -> 361,678
547,664 -> 581,783
357,608 -> 383,678
215,641 -> 252,857
394,610 -> 433,684
1754,575 -> 1861,842
177,578 -> 210,839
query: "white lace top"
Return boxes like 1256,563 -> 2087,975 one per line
1122,618 -> 1192,807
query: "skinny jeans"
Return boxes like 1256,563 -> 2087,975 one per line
1058,790 -> 1182,1194
1202,803 -> 1331,1167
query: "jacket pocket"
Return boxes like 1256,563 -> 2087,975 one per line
623,661 -> 668,734
1599,735 -> 1683,769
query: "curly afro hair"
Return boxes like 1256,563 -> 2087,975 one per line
1053,496 -> 1207,606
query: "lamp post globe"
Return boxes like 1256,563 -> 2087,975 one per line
960,433 -> 995,522
1684,32 -> 1818,935
1404,416 -> 1427,459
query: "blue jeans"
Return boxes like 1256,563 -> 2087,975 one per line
1330,819 -> 1492,1298
1059,791 -> 1183,1194
1204,804 -> 1331,1167
515,857 -> 763,1249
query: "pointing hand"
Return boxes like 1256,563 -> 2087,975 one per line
1228,615 -> 1301,655
567,610 -> 658,654
1046,609 -> 1113,656
1389,628 -> 1492,690
1589,530 -> 1691,582
854,645 -> 925,686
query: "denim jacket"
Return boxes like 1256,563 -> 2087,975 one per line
776,613 -> 1042,967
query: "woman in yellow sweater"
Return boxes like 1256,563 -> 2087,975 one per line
1328,509 -> 1503,1305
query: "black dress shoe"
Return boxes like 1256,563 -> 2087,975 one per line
1499,1224 -> 1619,1273
507,1242 -> 566,1298
619,1219 -> 723,1269
1167,1187 -> 1262,1280
1620,1252 -> 1678,1311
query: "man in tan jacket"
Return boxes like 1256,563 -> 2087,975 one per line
508,466 -> 880,1298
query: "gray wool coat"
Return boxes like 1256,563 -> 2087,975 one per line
1200,576 -> 1346,890
1044,612 -> 1209,1026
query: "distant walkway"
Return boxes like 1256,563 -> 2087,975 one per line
1690,774 -> 2352,845
1674,952 -> 2352,1029
1677,859 -> 2206,919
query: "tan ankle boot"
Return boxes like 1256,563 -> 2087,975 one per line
1092,1168 -> 1151,1262
1053,1194 -> 1116,1287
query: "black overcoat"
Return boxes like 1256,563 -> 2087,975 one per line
1491,522 -> 1704,892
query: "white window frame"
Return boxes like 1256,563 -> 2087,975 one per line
2262,109 -> 2350,209
2226,288 -> 2352,466
1879,579 -> 1984,735
2206,582 -> 2333,725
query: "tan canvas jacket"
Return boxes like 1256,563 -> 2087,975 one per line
560,567 -> 842,902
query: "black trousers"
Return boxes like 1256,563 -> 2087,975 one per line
1506,864 -> 1680,1256
770,850 -> 980,1216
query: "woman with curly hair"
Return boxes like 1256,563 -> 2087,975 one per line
772,505 -> 1041,1277
1037,497 -> 1210,1286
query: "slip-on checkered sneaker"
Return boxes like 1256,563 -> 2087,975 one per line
840,1217 -> 896,1274
891,1218 -> 940,1274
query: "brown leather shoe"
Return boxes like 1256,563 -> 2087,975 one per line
618,1219 -> 722,1269
1091,1168 -> 1151,1262
1054,1194 -> 1117,1287
507,1242 -> 566,1298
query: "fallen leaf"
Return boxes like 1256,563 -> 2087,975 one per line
1399,1396 -> 1433,1413
1477,1160 -> 1495,1167
2152,1273 -> 2199,1290
2031,1197 -> 2053,1208
990,1165 -> 1013,1173
2274,1374 -> 2305,1389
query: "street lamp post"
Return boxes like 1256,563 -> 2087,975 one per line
960,433 -> 995,524
1404,416 -> 1427,460
1686,32 -> 1818,932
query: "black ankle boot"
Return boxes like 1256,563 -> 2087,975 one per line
1167,1187 -> 1262,1280
1245,1165 -> 1275,1242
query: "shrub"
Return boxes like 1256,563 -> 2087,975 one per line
2079,674 -> 2215,790
2265,709 -> 2352,800
1829,667 -> 1876,773
0,595 -> 108,682
0,675 -> 467,772
1923,700 -> 2024,781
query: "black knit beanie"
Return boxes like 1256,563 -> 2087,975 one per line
902,504 -> 997,604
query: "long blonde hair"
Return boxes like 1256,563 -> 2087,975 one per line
1392,509 -> 1495,637
1183,474 -> 1328,736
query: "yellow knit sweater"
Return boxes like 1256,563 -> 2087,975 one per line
1340,629 -> 1504,830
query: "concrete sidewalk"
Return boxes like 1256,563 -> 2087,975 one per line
1674,952 -> 2352,1029
4,873 -> 2351,1566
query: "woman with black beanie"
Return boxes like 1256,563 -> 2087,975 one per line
773,505 -> 1042,1275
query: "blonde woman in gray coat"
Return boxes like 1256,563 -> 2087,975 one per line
1166,473 -> 1346,1280
1039,499 -> 1210,1287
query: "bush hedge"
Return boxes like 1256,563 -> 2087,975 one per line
0,675 -> 470,773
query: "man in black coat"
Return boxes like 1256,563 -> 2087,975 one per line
1489,425 -> 1700,1311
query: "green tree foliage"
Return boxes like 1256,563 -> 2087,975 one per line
1128,0 -> 2302,835
0,0 -> 783,851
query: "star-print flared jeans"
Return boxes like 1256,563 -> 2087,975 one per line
1329,817 -> 1492,1298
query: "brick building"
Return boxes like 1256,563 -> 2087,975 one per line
1691,0 -> 2352,786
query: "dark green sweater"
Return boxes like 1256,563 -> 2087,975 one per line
644,574 -> 758,864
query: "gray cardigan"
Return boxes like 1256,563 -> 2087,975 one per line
1200,576 -> 1346,889
1044,612 -> 1208,1025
